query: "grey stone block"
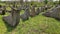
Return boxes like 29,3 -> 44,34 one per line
43,6 -> 60,20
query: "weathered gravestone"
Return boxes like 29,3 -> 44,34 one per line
20,0 -> 24,5
30,5 -> 36,17
35,7 -> 40,15
35,7 -> 45,15
35,6 -> 48,15
40,6 -> 46,12
44,5 -> 52,10
43,6 -> 60,20
3,7 -> 20,27
40,5 -> 52,11
20,6 -> 30,21
0,6 -> 6,15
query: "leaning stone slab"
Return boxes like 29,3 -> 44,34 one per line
43,6 -> 60,20
3,9 -> 20,27
35,6 -> 46,15
20,7 -> 30,21
0,7 -> 5,15
30,5 -> 36,17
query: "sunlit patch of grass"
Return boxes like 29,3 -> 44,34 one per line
20,10 -> 24,15
19,14 -> 60,34
0,15 -> 7,34
0,12 -> 60,34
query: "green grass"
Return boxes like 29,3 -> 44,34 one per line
0,13 -> 60,34
0,2 -> 60,34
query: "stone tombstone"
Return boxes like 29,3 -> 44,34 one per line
43,6 -> 60,20
39,5 -> 51,12
25,4 -> 30,17
20,6 -> 30,21
3,7 -> 20,27
35,6 -> 48,15
44,5 -> 52,10
30,5 -> 36,17
40,6 -> 45,12
20,0 -> 23,5
0,6 -> 6,15
35,7 -> 40,15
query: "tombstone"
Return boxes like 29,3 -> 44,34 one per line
18,5 -> 25,11
25,5 -> 30,16
20,0 -> 24,5
20,14 -> 29,21
41,6 -> 50,11
41,6 -> 45,12
0,9 -> 3,15
42,6 -> 55,17
30,5 -> 36,17
43,6 -> 60,20
35,7 -> 40,15
0,6 -> 6,15
3,7 -> 20,27
20,7 -> 30,21
35,6 -> 49,15
44,5 -> 52,10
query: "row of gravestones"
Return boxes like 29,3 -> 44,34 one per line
43,5 -> 60,20
20,4 -> 53,21
0,4 -> 53,27
20,4 -> 60,24
0,5 -> 22,27
20,5 -> 45,21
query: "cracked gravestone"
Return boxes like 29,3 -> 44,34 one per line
43,6 -> 60,20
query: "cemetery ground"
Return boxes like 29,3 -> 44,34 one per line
0,13 -> 60,34
0,2 -> 60,34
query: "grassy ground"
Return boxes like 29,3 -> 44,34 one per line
0,13 -> 60,34
0,2 -> 60,34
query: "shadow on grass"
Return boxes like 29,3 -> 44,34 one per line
4,23 -> 16,32
55,18 -> 60,22
2,19 -> 18,32
42,15 -> 60,22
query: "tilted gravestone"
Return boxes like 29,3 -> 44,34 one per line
0,6 -> 6,15
40,5 -> 52,11
3,7 -> 20,27
35,6 -> 45,15
20,6 -> 30,21
43,6 -> 60,20
20,0 -> 24,5
35,7 -> 40,15
30,5 -> 36,17
35,6 -> 48,15
38,6 -> 47,12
